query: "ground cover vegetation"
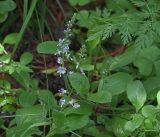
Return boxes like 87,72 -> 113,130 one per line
0,0 -> 160,137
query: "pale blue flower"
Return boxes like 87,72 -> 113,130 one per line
68,71 -> 74,75
57,67 -> 66,76
73,103 -> 80,109
58,88 -> 67,94
57,57 -> 63,64
59,99 -> 66,107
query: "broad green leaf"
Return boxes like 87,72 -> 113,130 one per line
83,126 -> 111,137
15,105 -> 47,125
37,41 -> 58,54
80,64 -> 94,71
19,91 -> 37,107
88,78 -> 112,103
78,0 -> 91,6
0,0 -> 16,13
20,52 -> 33,65
125,114 -> 144,132
88,90 -> 112,103
0,54 -> 11,63
6,123 -> 41,137
134,57 -> 153,76
100,72 -> 132,95
157,91 -> 160,106
139,46 -> 160,62
52,111 -> 89,134
109,46 -> 140,70
68,73 -> 90,95
38,90 -> 57,109
68,0 -> 78,6
143,77 -> 160,99
154,60 -> 160,77
67,115 -> 89,131
127,80 -> 146,111
142,105 -> 160,118
3,33 -> 18,45
0,13 -> 8,23
143,77 -> 160,93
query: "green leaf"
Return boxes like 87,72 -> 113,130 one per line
52,111 -> 89,134
133,57 -> 153,76
20,52 -> 33,65
0,13 -> 8,23
37,41 -> 58,54
19,91 -> 37,107
127,80 -> 147,111
67,115 -> 89,131
78,0 -> 91,6
125,114 -> 144,132
88,90 -> 112,103
38,90 -> 57,109
0,0 -> 16,14
15,105 -> 47,125
100,72 -> 132,95
68,0 -> 78,6
68,73 -> 90,95
110,46 -> 140,70
139,46 -> 160,62
3,33 -> 18,45
142,105 -> 160,118
83,126 -> 110,137
6,123 -> 41,137
154,60 -> 160,77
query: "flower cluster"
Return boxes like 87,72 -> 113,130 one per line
56,14 -> 76,77
59,97 -> 80,109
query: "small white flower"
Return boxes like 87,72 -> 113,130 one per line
80,68 -> 85,75
73,103 -> 80,109
69,99 -> 75,105
63,46 -> 69,54
55,50 -> 61,56
57,67 -> 66,76
59,99 -> 66,107
0,62 -> 4,67
57,57 -> 63,64
68,71 -> 74,75
58,88 -> 67,94
58,38 -> 65,46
